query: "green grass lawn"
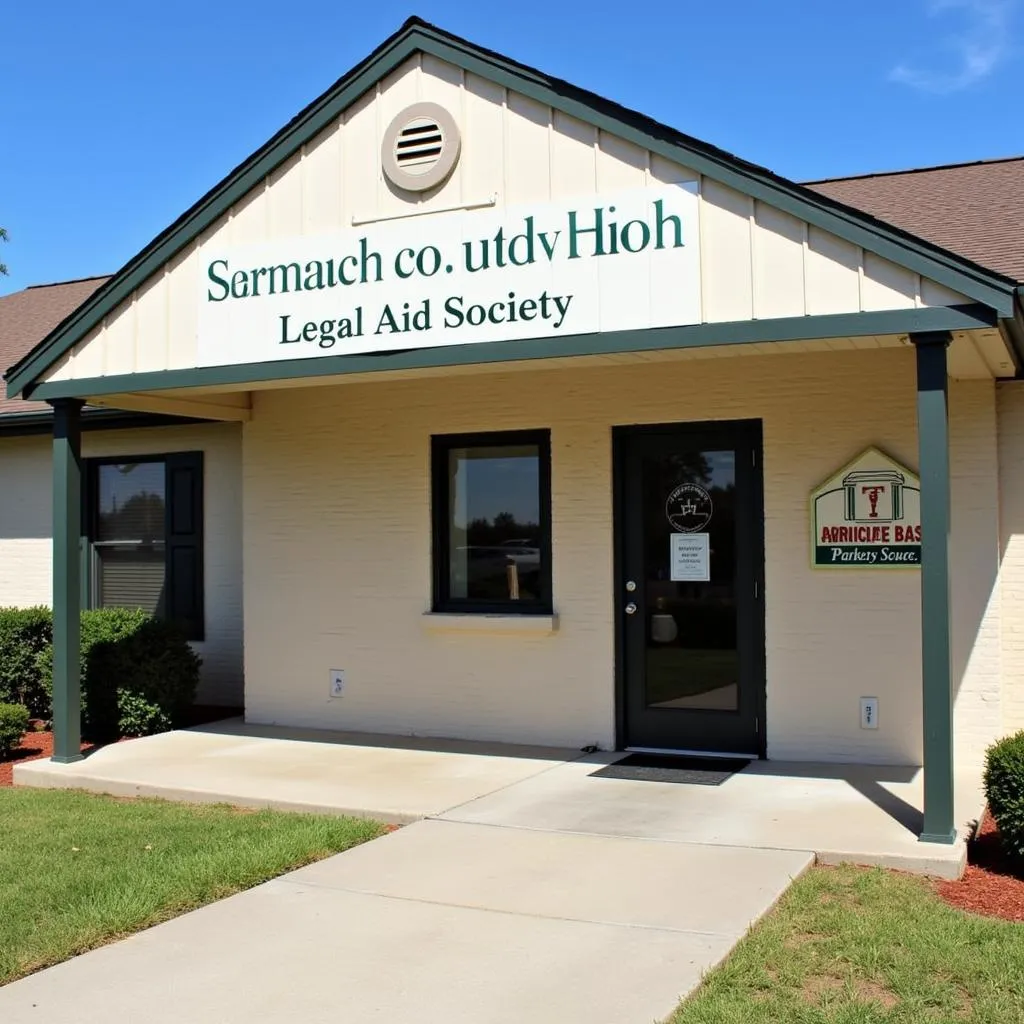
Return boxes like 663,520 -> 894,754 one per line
0,788 -> 384,985
672,864 -> 1024,1024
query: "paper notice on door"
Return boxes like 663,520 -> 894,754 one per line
670,532 -> 710,582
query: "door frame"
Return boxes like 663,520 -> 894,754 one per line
612,419 -> 767,757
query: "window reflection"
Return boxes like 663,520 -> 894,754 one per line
447,444 -> 542,603
643,450 -> 739,711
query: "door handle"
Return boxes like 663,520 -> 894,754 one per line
624,602 -> 637,616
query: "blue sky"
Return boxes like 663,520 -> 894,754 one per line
2,0 -> 1021,294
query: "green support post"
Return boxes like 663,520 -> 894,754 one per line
50,399 -> 84,764
911,331 -> 956,845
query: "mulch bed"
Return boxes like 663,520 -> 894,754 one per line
935,811 -> 1024,922
0,726 -> 94,787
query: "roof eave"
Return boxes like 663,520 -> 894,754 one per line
1003,286 -> 1024,371
0,406 -> 216,437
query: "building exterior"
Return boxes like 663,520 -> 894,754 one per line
0,279 -> 245,707
3,19 -> 1024,844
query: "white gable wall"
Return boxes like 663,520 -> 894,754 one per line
42,55 -> 968,385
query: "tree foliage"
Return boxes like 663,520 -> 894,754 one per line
0,226 -> 8,276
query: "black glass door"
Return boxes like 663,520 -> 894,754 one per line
616,421 -> 764,754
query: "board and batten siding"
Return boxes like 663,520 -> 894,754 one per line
0,423 -> 244,706
242,346 -> 1000,765
40,55 -> 965,384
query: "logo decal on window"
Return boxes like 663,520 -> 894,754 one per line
665,483 -> 713,533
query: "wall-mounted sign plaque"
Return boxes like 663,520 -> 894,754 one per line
810,448 -> 921,569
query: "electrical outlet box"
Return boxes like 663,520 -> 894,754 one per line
329,669 -> 345,698
860,697 -> 878,730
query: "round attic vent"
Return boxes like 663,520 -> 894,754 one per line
381,102 -> 461,193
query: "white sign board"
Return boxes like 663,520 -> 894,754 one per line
196,183 -> 701,368
670,532 -> 710,582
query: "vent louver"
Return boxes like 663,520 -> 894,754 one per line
395,118 -> 444,172
382,103 -> 461,193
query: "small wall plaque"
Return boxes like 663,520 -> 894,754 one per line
810,447 -> 921,569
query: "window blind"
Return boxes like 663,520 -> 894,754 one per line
96,546 -> 166,616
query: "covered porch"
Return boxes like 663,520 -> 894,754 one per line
13,717 -> 984,878
35,321 -> 998,849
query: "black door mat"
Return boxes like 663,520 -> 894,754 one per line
589,753 -> 750,786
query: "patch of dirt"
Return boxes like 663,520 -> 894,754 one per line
783,929 -> 828,950
951,984 -> 974,1020
802,974 -> 899,1009
802,974 -> 844,1001
935,811 -> 1024,922
0,726 -> 93,787
817,888 -> 863,910
854,978 -> 899,1009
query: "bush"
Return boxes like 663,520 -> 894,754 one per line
0,607 -> 53,717
984,730 -> 1024,862
39,608 -> 201,743
0,703 -> 30,759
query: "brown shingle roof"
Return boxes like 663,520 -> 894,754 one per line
0,276 -> 109,415
806,156 -> 1024,283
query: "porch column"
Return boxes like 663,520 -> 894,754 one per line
911,331 -> 955,845
49,398 -> 84,764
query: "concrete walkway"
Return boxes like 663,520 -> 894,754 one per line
14,719 -> 576,822
440,753 -> 982,878
15,719 -> 983,876
4,721 -> 985,1020
0,819 -> 811,1023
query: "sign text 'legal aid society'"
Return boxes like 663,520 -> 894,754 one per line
197,184 -> 700,367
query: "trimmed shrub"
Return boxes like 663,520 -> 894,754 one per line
0,607 -> 53,717
39,608 -> 201,743
983,730 -> 1024,863
0,702 -> 30,759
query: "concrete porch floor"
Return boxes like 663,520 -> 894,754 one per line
14,718 -> 984,878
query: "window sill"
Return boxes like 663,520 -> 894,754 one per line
421,612 -> 559,635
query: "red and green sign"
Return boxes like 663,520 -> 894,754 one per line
811,448 -> 921,568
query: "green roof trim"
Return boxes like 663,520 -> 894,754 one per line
24,305 -> 997,402
5,16 -> 1020,400
0,408 -> 207,437
1009,287 -> 1024,375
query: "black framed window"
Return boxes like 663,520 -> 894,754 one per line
85,452 -> 204,640
431,431 -> 552,614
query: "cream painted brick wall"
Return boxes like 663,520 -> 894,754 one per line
243,348 -> 1001,764
0,435 -> 52,608
949,379 -> 1001,763
0,423 -> 244,706
997,382 -> 1024,735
